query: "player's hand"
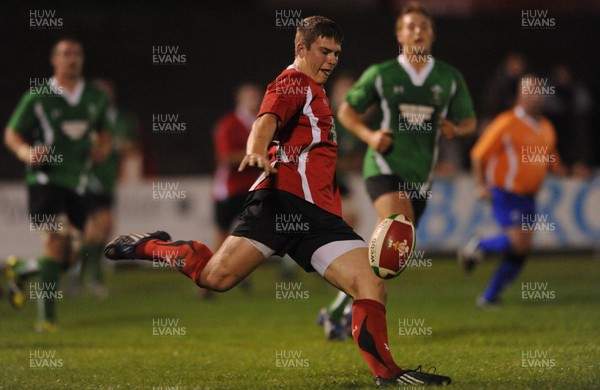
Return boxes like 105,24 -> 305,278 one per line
476,184 -> 491,200
238,153 -> 278,177
439,117 -> 458,139
369,129 -> 393,154
91,131 -> 112,163
19,144 -> 45,166
92,143 -> 111,163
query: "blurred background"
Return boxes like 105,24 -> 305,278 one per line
1,0 -> 599,255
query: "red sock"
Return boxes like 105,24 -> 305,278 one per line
351,299 -> 402,379
135,239 -> 212,284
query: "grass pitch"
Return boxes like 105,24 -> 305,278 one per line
1,254 -> 598,389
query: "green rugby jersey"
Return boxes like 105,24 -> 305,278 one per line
7,78 -> 109,194
88,106 -> 136,196
346,55 -> 475,190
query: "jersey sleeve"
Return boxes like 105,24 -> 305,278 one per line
345,64 -> 380,114
258,73 -> 306,129
471,112 -> 511,162
95,94 -> 110,133
121,111 -> 138,142
447,70 -> 476,123
6,92 -> 37,135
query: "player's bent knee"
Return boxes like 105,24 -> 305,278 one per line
513,235 -> 532,255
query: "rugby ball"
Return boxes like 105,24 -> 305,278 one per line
368,214 -> 416,279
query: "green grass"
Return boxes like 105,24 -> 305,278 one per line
1,254 -> 599,389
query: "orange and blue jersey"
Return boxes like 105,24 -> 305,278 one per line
471,106 -> 560,196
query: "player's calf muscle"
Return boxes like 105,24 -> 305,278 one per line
199,254 -> 259,292
325,251 -> 387,302
198,268 -> 238,292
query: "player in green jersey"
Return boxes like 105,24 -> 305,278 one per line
4,37 -> 111,331
319,1 -> 477,340
67,78 -> 139,298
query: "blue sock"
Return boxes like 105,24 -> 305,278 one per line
479,234 -> 511,253
483,261 -> 523,302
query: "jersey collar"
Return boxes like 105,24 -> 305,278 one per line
235,107 -> 255,130
397,54 -> 435,86
50,77 -> 85,106
514,106 -> 541,132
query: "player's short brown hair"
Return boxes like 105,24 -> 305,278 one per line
396,1 -> 434,31
294,16 -> 343,50
50,35 -> 83,55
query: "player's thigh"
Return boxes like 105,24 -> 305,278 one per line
323,247 -> 386,303
200,235 -> 267,289
366,174 -> 416,223
28,184 -> 71,258
43,228 -> 71,259
84,208 -> 110,241
93,208 -> 114,237
373,192 -> 414,223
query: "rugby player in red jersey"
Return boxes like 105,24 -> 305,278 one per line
105,16 -> 450,386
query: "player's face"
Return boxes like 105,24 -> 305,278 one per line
237,85 -> 262,116
297,36 -> 341,85
396,13 -> 435,55
51,40 -> 84,80
519,77 -> 545,116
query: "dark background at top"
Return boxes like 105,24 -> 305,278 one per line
2,1 -> 599,179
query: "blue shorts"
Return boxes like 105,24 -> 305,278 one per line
490,187 -> 536,229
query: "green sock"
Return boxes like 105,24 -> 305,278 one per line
37,257 -> 62,322
85,243 -> 106,284
327,291 -> 353,321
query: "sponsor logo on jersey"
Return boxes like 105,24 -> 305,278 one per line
431,84 -> 443,104
398,104 -> 434,133
328,117 -> 337,144
61,120 -> 88,140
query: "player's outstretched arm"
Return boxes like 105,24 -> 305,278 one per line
238,113 -> 279,176
4,128 -> 43,165
471,158 -> 490,200
338,101 -> 392,153
439,117 -> 477,139
92,129 -> 112,163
